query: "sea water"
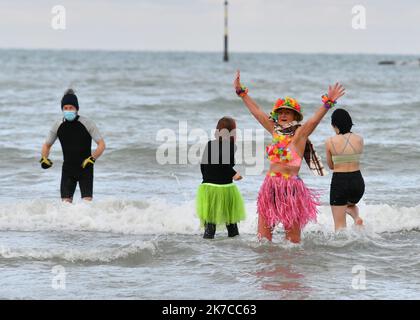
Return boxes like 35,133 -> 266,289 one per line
0,49 -> 419,299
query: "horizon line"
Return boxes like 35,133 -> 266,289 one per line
0,47 -> 419,57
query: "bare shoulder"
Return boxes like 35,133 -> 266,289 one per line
292,126 -> 304,143
329,134 -> 340,143
351,132 -> 364,142
325,135 -> 334,143
292,127 -> 308,153
293,125 -> 305,138
267,119 -> 276,134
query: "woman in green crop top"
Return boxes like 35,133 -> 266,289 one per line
325,109 -> 365,231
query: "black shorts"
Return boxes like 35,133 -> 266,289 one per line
330,171 -> 365,206
60,166 -> 94,199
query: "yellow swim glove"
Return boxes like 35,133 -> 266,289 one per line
39,156 -> 53,169
81,156 -> 96,169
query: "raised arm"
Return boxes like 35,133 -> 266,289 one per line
297,83 -> 345,140
234,71 -> 274,134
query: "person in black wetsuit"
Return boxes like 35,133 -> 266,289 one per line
196,117 -> 246,239
40,89 -> 106,202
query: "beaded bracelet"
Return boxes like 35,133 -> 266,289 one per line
322,94 -> 337,109
236,85 -> 248,97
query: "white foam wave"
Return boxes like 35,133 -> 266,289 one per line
0,198 -> 418,235
0,240 -> 156,262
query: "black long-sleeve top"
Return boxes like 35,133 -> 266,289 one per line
200,139 -> 237,185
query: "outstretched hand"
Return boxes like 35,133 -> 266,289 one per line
233,70 -> 241,91
327,83 -> 346,101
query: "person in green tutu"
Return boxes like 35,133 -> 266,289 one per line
196,116 -> 246,239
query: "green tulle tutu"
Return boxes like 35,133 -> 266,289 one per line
196,183 -> 246,226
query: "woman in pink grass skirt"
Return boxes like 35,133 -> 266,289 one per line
234,71 -> 345,243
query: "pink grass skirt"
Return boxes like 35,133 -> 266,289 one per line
257,174 -> 320,230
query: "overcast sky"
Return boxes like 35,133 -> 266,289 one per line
0,0 -> 419,54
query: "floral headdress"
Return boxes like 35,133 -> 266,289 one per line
269,96 -> 303,122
